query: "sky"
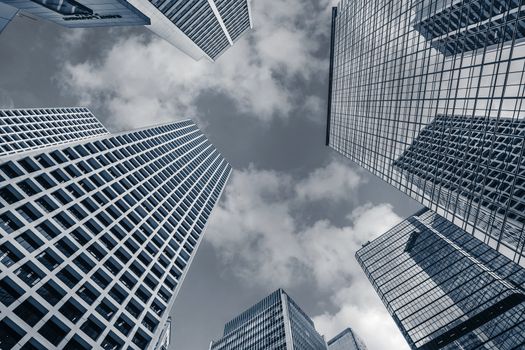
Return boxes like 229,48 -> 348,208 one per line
0,1 -> 422,349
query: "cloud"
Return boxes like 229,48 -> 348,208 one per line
58,0 -> 335,130
0,88 -> 14,109
205,160 -> 408,349
314,285 -> 409,350
295,161 -> 363,202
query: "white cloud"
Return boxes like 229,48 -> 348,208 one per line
295,161 -> 363,202
0,88 -> 14,109
205,160 -> 408,349
59,0 -> 335,130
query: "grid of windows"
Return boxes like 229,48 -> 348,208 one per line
214,0 -> 252,42
327,0 -> 525,265
393,114 -> 525,262
0,109 -> 232,350
210,289 -> 327,350
146,0 -> 252,60
0,107 -> 109,157
0,0 -> 150,28
327,328 -> 367,350
356,209 -> 525,349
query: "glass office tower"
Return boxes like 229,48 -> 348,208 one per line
327,328 -> 367,350
356,208 -> 525,349
210,289 -> 328,350
0,107 -> 232,349
0,0 -> 253,61
327,0 -> 525,265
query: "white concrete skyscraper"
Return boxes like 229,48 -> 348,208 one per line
0,107 -> 231,349
0,0 -> 253,61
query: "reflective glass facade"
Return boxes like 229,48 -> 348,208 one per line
210,289 -> 327,350
356,209 -> 525,349
327,0 -> 525,265
327,328 -> 367,350
0,107 -> 231,349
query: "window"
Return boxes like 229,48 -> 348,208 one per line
74,253 -> 95,273
54,237 -> 78,257
80,316 -> 104,341
142,312 -> 159,333
109,284 -> 127,304
114,315 -> 133,336
14,297 -> 46,326
35,196 -> 58,213
56,266 -> 81,288
15,262 -> 45,286
1,161 -> 24,178
38,316 -> 70,346
96,298 -> 117,320
91,269 -> 111,289
59,299 -> 86,324
37,280 -> 65,306
126,298 -> 143,319
17,179 -> 40,196
37,249 -> 62,271
132,329 -> 151,350
76,283 -> 100,304
0,318 -> 26,350
101,332 -> 124,350
0,212 -> 23,233
36,220 -> 60,240
0,277 -> 24,306
0,242 -> 23,267
16,203 -> 43,222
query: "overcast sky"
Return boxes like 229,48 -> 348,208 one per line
0,1 -> 422,349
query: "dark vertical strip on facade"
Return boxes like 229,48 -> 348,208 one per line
325,7 -> 337,146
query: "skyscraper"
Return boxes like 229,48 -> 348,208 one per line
0,107 -> 232,349
327,328 -> 367,350
153,317 -> 171,350
0,0 -> 253,61
326,0 -> 525,265
209,289 -> 328,350
356,208 -> 525,349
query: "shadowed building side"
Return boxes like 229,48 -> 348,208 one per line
356,209 -> 525,349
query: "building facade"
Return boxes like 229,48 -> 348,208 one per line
0,0 -> 150,29
0,0 -> 253,61
153,317 -> 171,350
327,0 -> 525,265
0,107 -> 232,349
327,328 -> 367,350
210,289 -> 328,350
356,208 -> 525,349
